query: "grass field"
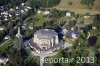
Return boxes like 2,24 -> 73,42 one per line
52,0 -> 100,14
31,14 -> 51,27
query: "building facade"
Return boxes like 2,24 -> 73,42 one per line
33,29 -> 59,50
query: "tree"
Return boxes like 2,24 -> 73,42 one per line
7,22 -> 13,30
93,14 -> 100,30
81,0 -> 94,7
17,22 -> 22,27
53,63 -> 61,66
25,58 -> 39,66
56,49 -> 63,58
67,21 -> 73,28
0,32 -> 3,41
9,28 -> 15,38
23,29 -> 32,40
30,0 -> 61,8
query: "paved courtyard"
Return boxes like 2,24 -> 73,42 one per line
24,39 -> 72,66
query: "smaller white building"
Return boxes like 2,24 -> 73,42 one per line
66,12 -> 71,17
37,10 -> 42,14
21,3 -> 25,6
10,8 -> 14,11
9,14 -> 12,17
4,36 -> 10,40
0,26 -> 4,31
27,6 -> 31,9
29,26 -> 33,30
4,15 -> 8,18
71,27 -> 74,31
84,15 -> 90,19
16,6 -> 19,9
61,29 -> 69,35
4,18 -> 8,21
25,8 -> 28,12
0,57 -> 9,65
21,10 -> 25,13
92,26 -> 96,30
1,11 -> 8,15
71,33 -> 77,39
43,10 -> 50,15
37,9 -> 50,15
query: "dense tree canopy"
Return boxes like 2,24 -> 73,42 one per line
0,0 -> 60,8
0,0 -> 26,6
30,0 -> 61,8
81,0 -> 95,7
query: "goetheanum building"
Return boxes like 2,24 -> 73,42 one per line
29,29 -> 60,53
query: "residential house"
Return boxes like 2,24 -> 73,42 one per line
37,9 -> 50,15
66,12 -> 71,17
84,15 -> 93,25
28,23 -> 33,30
0,55 -> 9,65
4,35 -> 10,40
0,26 -> 5,31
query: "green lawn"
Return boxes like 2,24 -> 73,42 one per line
31,14 -> 51,27
0,39 -> 13,53
90,29 -> 99,36
52,0 -> 100,14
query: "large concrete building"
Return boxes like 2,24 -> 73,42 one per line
33,29 -> 59,51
